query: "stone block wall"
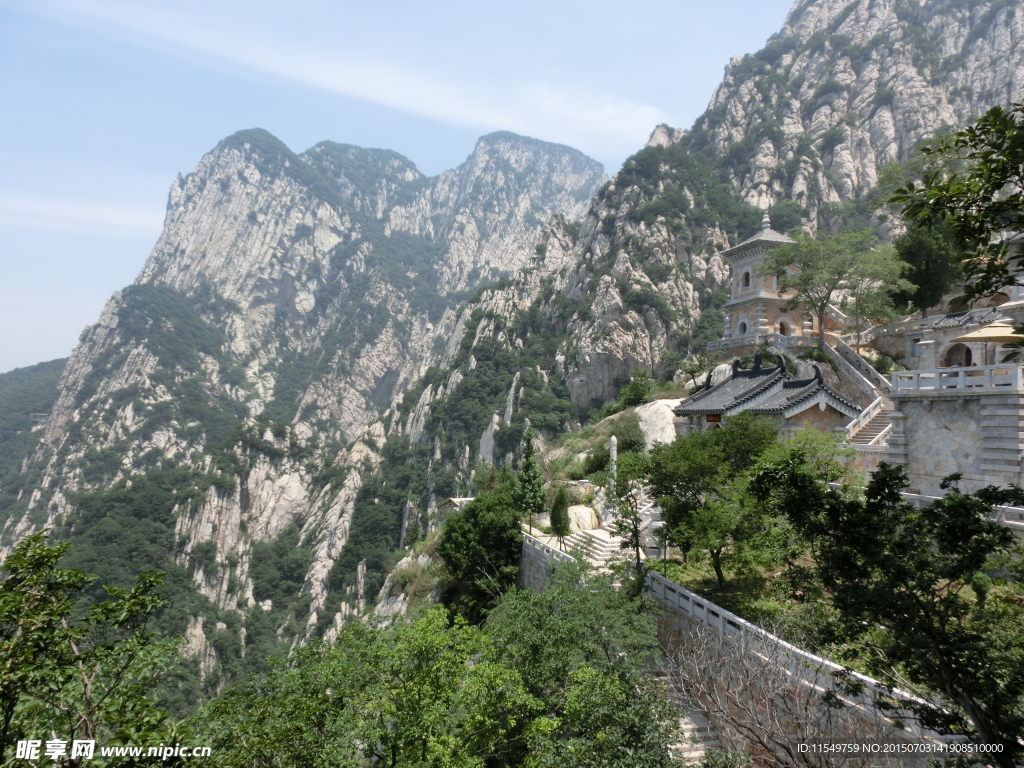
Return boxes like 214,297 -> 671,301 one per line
519,534 -> 573,591
887,391 -> 1024,496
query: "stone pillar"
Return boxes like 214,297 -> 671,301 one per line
608,435 -> 618,498
917,340 -> 936,370
756,305 -> 770,336
886,402 -> 908,468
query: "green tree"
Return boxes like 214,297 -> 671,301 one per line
891,219 -> 963,314
679,351 -> 718,391
437,483 -> 523,623
840,245 -> 914,348
514,430 -> 546,532
486,561 -> 678,767
619,368 -> 652,408
765,230 -> 878,349
892,103 -> 1024,303
200,608 -> 539,768
198,639 -> 360,768
646,413 -> 779,586
610,452 -> 653,586
0,532 -> 184,763
752,461 -> 1024,764
202,563 -> 677,768
549,486 -> 572,550
350,608 -> 537,767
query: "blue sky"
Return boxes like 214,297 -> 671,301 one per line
0,0 -> 794,373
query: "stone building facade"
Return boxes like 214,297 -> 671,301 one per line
887,366 -> 1024,496
707,213 -> 819,355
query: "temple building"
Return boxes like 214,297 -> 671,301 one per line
707,212 -> 820,355
673,352 -> 861,437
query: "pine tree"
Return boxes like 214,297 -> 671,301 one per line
514,431 -> 546,533
549,486 -> 572,549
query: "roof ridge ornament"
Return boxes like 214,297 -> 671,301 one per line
761,211 -> 771,230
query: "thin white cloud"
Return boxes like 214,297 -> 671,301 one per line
0,192 -> 164,237
25,0 -> 667,151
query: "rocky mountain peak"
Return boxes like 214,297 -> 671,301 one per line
5,0 -> 1024,694
701,0 -> 1024,214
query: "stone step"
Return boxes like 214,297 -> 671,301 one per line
651,669 -> 722,764
851,409 -> 893,444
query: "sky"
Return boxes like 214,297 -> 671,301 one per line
0,0 -> 794,374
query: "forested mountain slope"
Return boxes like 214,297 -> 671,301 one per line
0,358 -> 65,482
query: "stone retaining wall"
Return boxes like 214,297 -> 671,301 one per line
519,534 -> 574,591
521,534 -> 952,765
888,389 -> 1024,496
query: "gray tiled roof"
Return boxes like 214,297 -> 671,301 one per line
931,307 -> 1005,329
674,364 -> 784,416
747,377 -> 858,416
674,360 -> 860,418
721,227 -> 795,257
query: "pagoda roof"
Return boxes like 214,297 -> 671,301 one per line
721,212 -> 795,258
674,353 -> 860,420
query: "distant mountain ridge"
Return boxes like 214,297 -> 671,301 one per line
0,127 -> 603,691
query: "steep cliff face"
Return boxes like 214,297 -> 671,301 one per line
704,0 -> 1024,215
4,0 -> 1023,690
0,128 -> 603,688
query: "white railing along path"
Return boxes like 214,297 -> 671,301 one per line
891,365 -> 1024,393
845,395 -> 886,440
833,335 -> 891,393
523,532 -> 952,746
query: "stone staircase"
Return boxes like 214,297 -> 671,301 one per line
849,397 -> 894,445
652,667 -> 722,764
554,525 -> 724,763
673,709 -> 722,764
561,527 -> 630,569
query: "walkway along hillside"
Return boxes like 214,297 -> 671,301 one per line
520,533 -> 958,766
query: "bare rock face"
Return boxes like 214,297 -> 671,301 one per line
387,132 -> 606,294
705,0 -> 1024,219
633,399 -> 683,450
536,0 -> 1024,407
0,128 -> 604,678
6,0 -> 1024,690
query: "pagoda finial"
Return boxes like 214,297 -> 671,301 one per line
761,212 -> 771,230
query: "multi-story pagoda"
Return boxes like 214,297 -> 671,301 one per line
707,212 -> 816,354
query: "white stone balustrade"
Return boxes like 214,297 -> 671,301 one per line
891,364 -> 1024,393
706,333 -> 815,352
833,335 -> 891,392
521,533 -> 953,749
644,571 -> 950,746
846,395 -> 885,440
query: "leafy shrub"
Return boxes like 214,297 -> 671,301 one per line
619,369 -> 652,408
819,126 -> 846,155
436,483 -> 523,623
873,88 -> 897,110
582,413 -> 647,475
